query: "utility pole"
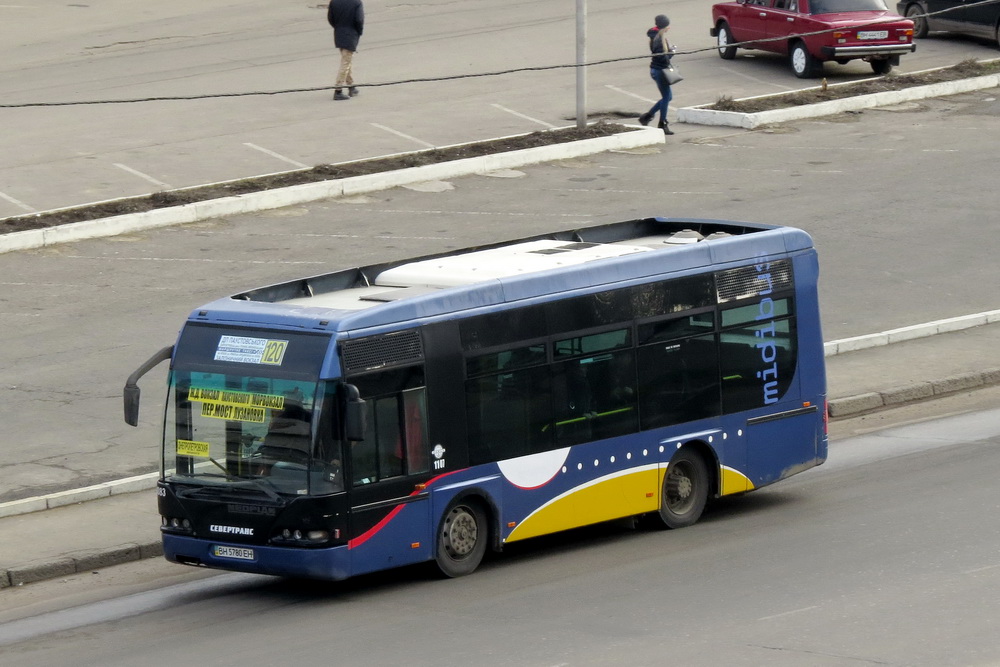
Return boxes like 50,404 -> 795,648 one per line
575,0 -> 587,129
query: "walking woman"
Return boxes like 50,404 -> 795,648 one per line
638,14 -> 675,135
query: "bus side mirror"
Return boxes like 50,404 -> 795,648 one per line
123,345 -> 174,427
124,385 -> 142,427
343,384 -> 368,442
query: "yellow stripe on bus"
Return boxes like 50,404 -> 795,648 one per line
720,465 -> 754,495
506,466 -> 660,543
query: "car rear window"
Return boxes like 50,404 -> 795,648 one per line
808,0 -> 888,13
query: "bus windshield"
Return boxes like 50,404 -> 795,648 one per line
164,371 -> 342,496
161,324 -> 342,497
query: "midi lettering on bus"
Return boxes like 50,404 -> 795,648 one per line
753,262 -> 780,405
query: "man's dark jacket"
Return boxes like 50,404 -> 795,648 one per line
328,0 -> 365,52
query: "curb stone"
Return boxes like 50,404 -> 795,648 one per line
827,367 -> 1000,418
0,471 -> 164,519
822,310 -> 1000,355
3,541 -> 163,588
677,67 -> 1000,130
0,126 -> 664,256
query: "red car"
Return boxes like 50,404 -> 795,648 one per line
711,0 -> 916,78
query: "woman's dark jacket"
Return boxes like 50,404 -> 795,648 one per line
648,27 -> 673,70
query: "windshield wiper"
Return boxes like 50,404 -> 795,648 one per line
171,473 -> 285,504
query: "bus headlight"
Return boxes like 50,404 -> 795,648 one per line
161,516 -> 193,534
271,527 -> 330,546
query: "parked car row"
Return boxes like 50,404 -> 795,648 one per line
897,0 -> 1000,45
710,0 -> 1000,78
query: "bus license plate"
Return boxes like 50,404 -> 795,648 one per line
858,30 -> 888,40
213,545 -> 255,560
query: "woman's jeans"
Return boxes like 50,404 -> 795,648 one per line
646,67 -> 672,123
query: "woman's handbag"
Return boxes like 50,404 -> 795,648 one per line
664,64 -> 683,85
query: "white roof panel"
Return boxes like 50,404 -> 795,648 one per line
374,239 -> 651,289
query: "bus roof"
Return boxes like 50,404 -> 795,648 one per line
190,218 -> 814,334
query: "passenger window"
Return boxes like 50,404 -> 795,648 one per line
638,311 -> 714,345
466,365 -> 552,464
466,343 -> 546,377
637,334 -> 721,430
552,349 -> 638,447
719,319 -> 796,412
721,298 -> 791,328
554,328 -> 630,359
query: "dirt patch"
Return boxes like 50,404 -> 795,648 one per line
0,121 -> 631,235
709,58 -> 1000,113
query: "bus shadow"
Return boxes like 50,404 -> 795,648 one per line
703,487 -> 805,523
246,489 -> 806,599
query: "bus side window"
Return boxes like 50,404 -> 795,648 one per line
352,388 -> 430,484
719,319 -> 796,412
553,349 -> 638,446
402,388 -> 429,474
465,365 -> 550,464
352,402 -> 380,484
637,333 -> 720,430
375,397 -> 403,479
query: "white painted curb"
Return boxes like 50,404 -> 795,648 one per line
823,309 -> 1000,356
0,127 -> 664,256
678,71 -> 1000,129
0,471 -> 161,519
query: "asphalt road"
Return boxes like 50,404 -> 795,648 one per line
1,90 -> 999,502
1,0 -> 998,216
3,403 -> 999,665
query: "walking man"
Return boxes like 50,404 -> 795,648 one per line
327,0 -> 365,101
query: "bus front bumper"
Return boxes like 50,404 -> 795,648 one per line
163,534 -> 352,581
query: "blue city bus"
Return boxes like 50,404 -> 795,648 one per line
124,217 -> 828,581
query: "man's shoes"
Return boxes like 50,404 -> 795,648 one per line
349,87 -> 359,97
638,112 -> 653,126
333,89 -> 349,101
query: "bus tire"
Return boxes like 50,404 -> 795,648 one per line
435,499 -> 488,577
657,449 -> 709,529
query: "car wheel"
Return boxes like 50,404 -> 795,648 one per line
870,59 -> 893,75
717,22 -> 738,60
905,5 -> 929,39
790,41 -> 821,79
435,499 -> 488,577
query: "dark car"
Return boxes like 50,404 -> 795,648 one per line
711,0 -> 916,78
896,0 -> 1000,45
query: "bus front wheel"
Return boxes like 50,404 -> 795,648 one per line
658,449 -> 709,529
435,500 -> 488,577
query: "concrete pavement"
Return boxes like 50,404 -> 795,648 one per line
2,320 -> 998,588
2,77 -> 999,589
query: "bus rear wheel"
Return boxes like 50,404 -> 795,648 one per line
657,449 -> 709,529
435,500 -> 488,577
